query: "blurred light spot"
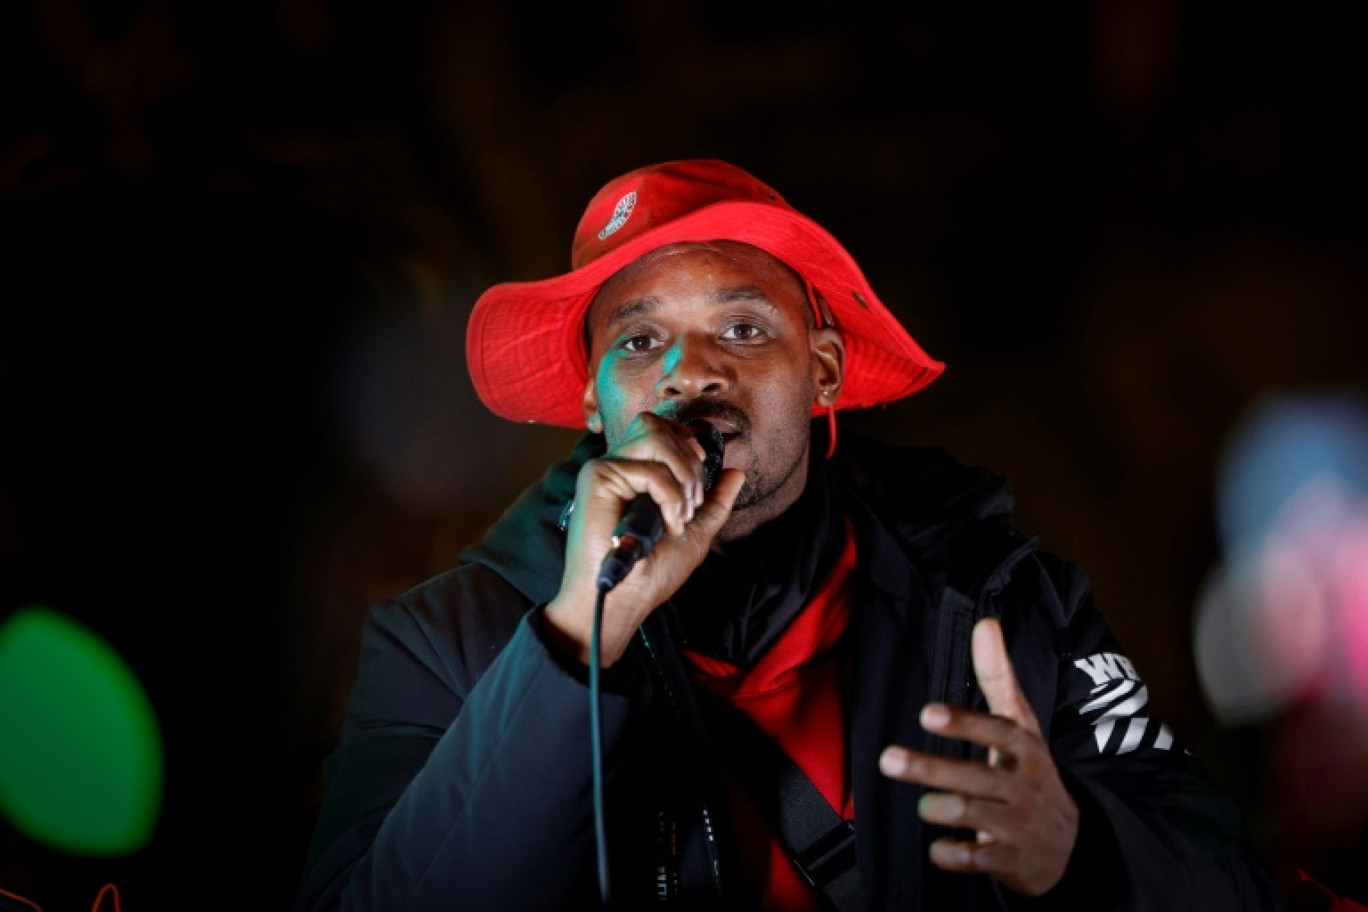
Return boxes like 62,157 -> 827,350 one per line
1216,393 -> 1368,552
1197,391 -> 1368,725
1194,537 -> 1327,724
1255,520 -> 1330,694
1334,512 -> 1368,703
0,605 -> 164,855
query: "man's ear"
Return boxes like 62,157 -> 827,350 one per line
810,327 -> 845,407
581,378 -> 603,433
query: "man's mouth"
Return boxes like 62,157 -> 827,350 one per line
708,420 -> 743,442
668,403 -> 749,443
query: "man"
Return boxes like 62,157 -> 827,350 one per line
295,159 -> 1284,910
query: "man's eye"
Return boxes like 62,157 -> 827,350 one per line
723,323 -> 765,341
620,335 -> 657,353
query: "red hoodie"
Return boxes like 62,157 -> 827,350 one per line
684,518 -> 858,911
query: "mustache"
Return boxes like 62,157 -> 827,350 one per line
663,400 -> 750,436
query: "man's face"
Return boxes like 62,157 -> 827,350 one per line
581,241 -> 844,540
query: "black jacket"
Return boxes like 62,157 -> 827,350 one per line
296,431 -> 1285,911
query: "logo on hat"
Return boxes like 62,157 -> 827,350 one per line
597,191 -> 637,241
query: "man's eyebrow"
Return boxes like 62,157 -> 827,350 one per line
604,286 -> 780,327
605,295 -> 663,326
713,285 -> 779,311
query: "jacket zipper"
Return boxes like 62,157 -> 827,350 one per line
636,623 -> 725,900
963,537 -> 1040,710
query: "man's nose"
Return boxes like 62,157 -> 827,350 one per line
657,334 -> 731,401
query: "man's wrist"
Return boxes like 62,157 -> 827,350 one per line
543,592 -> 594,664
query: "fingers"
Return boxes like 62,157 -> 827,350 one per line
878,747 -> 1004,798
918,791 -> 1014,836
598,413 -> 712,536
927,836 -> 1021,877
908,701 -> 1036,766
551,412 -> 745,665
972,618 -> 1041,738
926,814 -> 1076,897
880,743 -> 1022,836
586,458 -> 699,538
882,735 -> 1078,895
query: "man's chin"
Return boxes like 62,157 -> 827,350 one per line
715,480 -> 783,542
731,480 -> 763,511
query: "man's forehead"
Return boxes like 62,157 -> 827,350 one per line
611,240 -> 789,283
588,241 -> 802,318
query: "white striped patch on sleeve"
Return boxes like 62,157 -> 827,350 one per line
1073,652 -> 1175,755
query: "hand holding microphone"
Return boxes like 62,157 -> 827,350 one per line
544,413 -> 743,668
597,418 -> 726,591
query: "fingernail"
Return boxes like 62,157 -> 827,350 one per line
930,841 -> 971,866
918,793 -> 963,822
921,704 -> 950,729
879,747 -> 907,776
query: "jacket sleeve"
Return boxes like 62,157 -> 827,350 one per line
293,577 -> 647,912
1016,552 -> 1286,911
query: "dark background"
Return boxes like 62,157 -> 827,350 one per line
2,1 -> 1366,909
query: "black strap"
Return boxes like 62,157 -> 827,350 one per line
700,697 -> 863,912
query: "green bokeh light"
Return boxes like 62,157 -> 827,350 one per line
0,605 -> 164,855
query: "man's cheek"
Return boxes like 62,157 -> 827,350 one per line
595,377 -> 647,443
593,368 -> 624,423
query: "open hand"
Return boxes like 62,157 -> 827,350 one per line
878,617 -> 1079,896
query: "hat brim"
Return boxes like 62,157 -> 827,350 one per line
466,200 -> 944,428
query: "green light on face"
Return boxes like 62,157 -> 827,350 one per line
0,605 -> 164,855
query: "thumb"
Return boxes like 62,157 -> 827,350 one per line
648,467 -> 744,578
972,617 -> 1041,737
688,467 -> 745,541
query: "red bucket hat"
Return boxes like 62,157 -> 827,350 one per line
466,159 -> 944,428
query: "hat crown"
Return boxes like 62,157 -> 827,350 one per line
467,158 -> 944,428
570,159 -> 791,270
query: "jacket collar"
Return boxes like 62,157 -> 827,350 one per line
456,432 -> 603,606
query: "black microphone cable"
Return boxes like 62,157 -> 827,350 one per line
589,581 -> 612,908
588,420 -> 724,908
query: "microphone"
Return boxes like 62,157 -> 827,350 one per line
595,419 -> 725,592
